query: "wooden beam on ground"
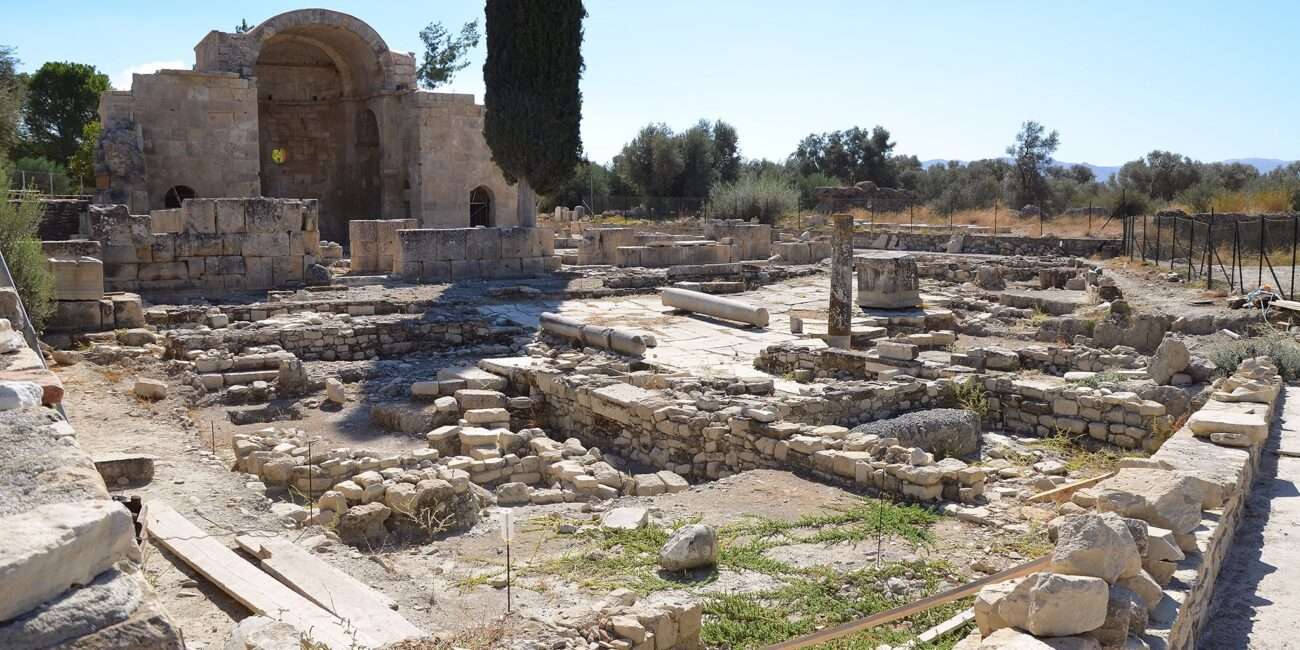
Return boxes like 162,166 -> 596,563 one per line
1270,299 -> 1300,314
235,535 -> 423,646
1024,471 -> 1117,503
142,502 -> 375,650
765,556 -> 1049,650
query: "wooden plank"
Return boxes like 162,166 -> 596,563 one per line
141,503 -> 374,650
1024,471 -> 1117,503
765,556 -> 1049,650
235,535 -> 423,646
1271,299 -> 1300,313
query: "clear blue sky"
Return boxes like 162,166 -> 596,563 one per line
6,1 -> 1297,166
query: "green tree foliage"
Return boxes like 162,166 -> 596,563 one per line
611,120 -> 743,198
1115,150 -> 1200,201
68,120 -> 100,188
20,61 -> 109,166
0,45 -> 25,159
791,126 -> 904,186
705,170 -> 798,225
483,0 -> 586,220
417,20 -> 481,89
712,121 -> 740,184
1005,120 -> 1059,209
539,160 -> 633,212
0,160 -> 54,330
235,19 -> 252,33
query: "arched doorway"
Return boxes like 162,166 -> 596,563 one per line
253,24 -> 385,244
355,109 -> 382,221
470,187 -> 493,227
163,185 -> 197,208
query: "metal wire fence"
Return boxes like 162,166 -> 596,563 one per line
1124,211 -> 1300,297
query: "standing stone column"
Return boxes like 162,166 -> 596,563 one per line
829,213 -> 854,348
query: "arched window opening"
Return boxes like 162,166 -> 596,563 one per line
164,185 -> 197,208
470,186 -> 493,227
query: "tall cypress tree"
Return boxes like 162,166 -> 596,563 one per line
483,0 -> 585,227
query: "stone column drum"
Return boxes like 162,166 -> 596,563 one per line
855,251 -> 921,309
828,213 -> 855,348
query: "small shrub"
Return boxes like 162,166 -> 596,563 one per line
1202,333 -> 1300,381
705,171 -> 798,225
0,173 -> 54,330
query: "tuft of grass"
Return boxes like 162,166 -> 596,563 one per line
726,498 -> 939,549
992,523 -> 1054,558
700,561 -> 968,650
1026,307 -> 1051,326
953,379 -> 989,420
1030,427 -> 1146,474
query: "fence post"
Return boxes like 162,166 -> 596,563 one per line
1141,214 -> 1148,261
1258,216 -> 1266,289
1292,213 -> 1298,300
1154,215 -> 1162,265
1205,212 -> 1214,290
993,198 -> 998,236
1187,216 -> 1195,280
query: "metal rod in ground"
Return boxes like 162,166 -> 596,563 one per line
1155,215 -> 1162,265
506,540 -> 512,613
211,421 -> 215,455
1292,214 -> 1298,300
1141,215 -> 1148,261
1170,220 -> 1179,271
1259,216 -> 1266,288
876,496 -> 884,569
1188,217 -> 1195,280
1202,217 -> 1211,282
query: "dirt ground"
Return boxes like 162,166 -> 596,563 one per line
60,355 -> 1047,649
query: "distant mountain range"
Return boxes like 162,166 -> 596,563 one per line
920,158 -> 1296,182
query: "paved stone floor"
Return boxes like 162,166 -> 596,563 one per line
1201,386 -> 1300,649
480,277 -> 831,378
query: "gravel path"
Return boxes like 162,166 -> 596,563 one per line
1200,387 -> 1300,649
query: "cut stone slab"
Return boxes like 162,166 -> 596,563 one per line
0,501 -> 140,622
1187,399 -> 1270,444
1025,572 -> 1109,637
602,507 -> 649,530
1091,468 -> 1203,534
436,365 -> 507,391
133,378 -> 167,400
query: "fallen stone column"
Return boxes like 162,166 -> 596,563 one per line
661,287 -> 770,327
539,312 -> 657,356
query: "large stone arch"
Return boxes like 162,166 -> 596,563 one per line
244,10 -> 394,243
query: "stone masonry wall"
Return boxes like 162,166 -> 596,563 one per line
483,355 -> 987,505
394,227 -> 559,281
858,231 -> 1122,258
0,406 -> 183,647
86,197 -> 320,294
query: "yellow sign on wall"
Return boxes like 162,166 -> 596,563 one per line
271,147 -> 287,164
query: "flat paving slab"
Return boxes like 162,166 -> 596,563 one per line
1201,387 -> 1300,649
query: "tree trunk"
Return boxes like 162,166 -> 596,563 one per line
516,177 -> 536,228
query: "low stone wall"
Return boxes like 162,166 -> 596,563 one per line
349,219 -> 417,274
753,343 -> 1173,452
0,406 -> 183,647
772,240 -> 833,264
965,357 -> 1281,650
703,220 -> 772,260
82,197 -> 321,294
483,355 -> 986,505
164,311 -> 522,361
859,231 -> 1122,258
393,226 -> 558,281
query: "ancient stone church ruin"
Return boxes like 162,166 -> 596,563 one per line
95,9 -> 519,244
3,8 -> 1299,650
